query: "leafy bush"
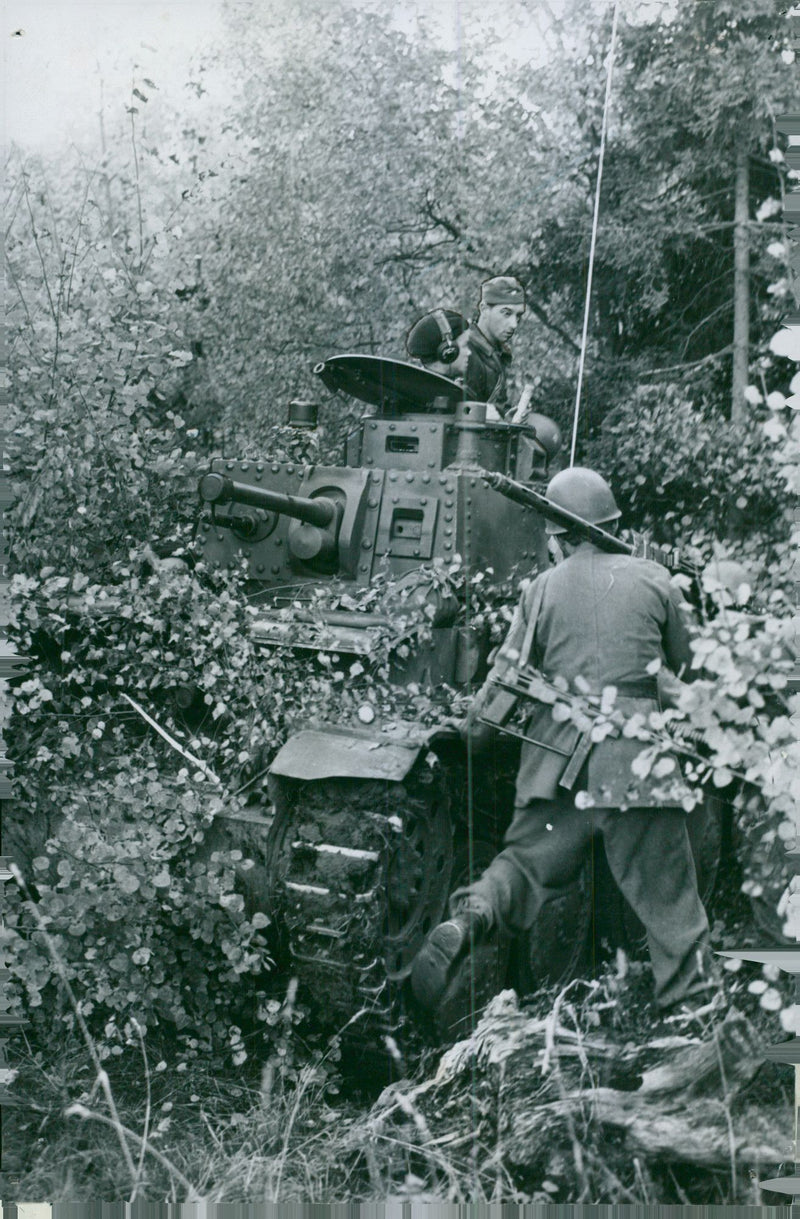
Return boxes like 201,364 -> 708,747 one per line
592,385 -> 786,541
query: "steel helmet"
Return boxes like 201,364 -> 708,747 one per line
526,413 -> 563,460
544,467 -> 621,535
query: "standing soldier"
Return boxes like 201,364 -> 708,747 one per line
412,467 -> 718,1020
466,276 -> 526,417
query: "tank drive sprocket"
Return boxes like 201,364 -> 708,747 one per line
265,756 -> 454,1036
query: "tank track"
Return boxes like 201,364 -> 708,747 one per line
264,757 -> 728,1046
265,757 -> 454,1041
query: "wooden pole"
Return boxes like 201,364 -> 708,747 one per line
731,146 -> 750,423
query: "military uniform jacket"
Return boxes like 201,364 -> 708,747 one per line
474,544 -> 694,808
465,325 -> 512,414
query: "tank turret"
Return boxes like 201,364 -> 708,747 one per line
198,356 -> 555,594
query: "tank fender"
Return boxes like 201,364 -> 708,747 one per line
268,725 -> 434,783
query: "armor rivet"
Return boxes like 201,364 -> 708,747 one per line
410,424 -> 418,432
256,464 -> 264,473
420,497 -> 427,505
241,463 -> 249,472
227,460 -> 235,470
271,565 -> 280,574
372,472 -> 382,482
368,498 -> 379,509
428,461 -> 435,468
256,563 -> 265,572
445,514 -> 453,523
389,472 -> 397,481
201,522 -> 210,531
287,463 -> 294,474
370,423 -> 378,430
392,496 -> 399,504
422,474 -> 430,484
444,542 -> 452,550
275,538 -> 283,546
389,423 -> 396,431
406,472 -> 414,481
444,528 -> 452,536
366,457 -> 374,464
414,548 -> 420,556
360,563 -> 369,572
272,464 -> 280,474
445,500 -> 453,508
362,540 -> 372,550
430,426 -> 437,433
470,479 -> 477,487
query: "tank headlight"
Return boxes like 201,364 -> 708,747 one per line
357,703 -> 376,724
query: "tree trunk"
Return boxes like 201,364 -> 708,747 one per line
731,147 -> 750,423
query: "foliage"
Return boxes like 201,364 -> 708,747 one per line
591,384 -> 787,541
5,543 -> 522,1057
6,567 -> 277,1055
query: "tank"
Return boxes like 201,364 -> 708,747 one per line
194,355 -> 722,1045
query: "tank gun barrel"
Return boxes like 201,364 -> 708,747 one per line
199,472 -> 337,528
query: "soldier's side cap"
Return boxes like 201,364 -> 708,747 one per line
406,309 -> 469,359
717,947 -> 800,972
480,276 -> 526,306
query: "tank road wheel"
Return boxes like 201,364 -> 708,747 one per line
266,758 -> 453,1040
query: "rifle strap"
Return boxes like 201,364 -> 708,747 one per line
518,571 -> 549,671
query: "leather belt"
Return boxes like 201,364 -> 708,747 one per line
540,677 -> 660,700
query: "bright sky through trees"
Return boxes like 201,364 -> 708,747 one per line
4,0 -> 223,149
4,0 -> 672,152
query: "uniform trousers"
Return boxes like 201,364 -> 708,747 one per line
453,792 -> 713,1010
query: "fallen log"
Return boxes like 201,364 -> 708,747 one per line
505,1089 -> 786,1171
370,990 -> 789,1181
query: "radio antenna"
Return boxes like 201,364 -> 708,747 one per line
569,0 -> 621,467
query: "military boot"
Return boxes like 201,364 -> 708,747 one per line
411,901 -> 492,1012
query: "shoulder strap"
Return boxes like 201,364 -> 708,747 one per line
519,569 -> 550,669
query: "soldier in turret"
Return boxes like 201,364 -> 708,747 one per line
466,276 -> 526,418
406,309 -> 473,384
412,466 -> 720,1021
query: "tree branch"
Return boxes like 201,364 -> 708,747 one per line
526,301 -> 582,354
638,345 -> 733,378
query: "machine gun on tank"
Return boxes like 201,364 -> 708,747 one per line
484,471 -> 701,581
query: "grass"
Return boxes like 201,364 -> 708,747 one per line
4,849 -> 794,1204
6,957 -> 791,1206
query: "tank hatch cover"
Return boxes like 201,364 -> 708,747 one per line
315,354 -> 465,412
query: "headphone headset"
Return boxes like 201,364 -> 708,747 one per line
431,309 -> 460,364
